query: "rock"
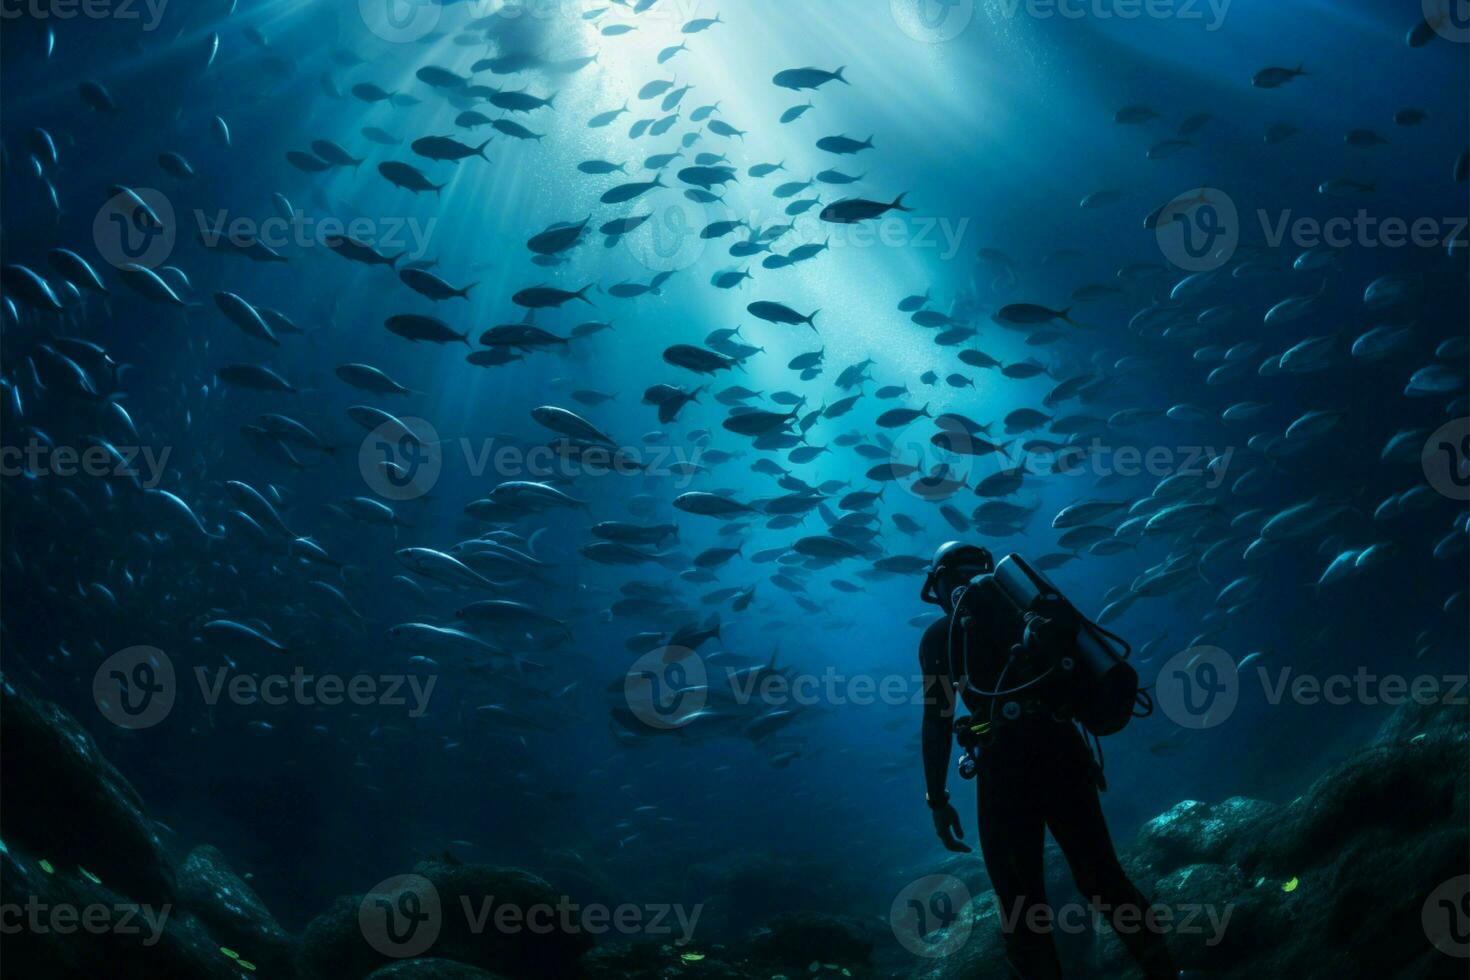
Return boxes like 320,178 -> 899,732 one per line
298,863 -> 594,980
579,942 -> 667,980
745,910 -> 872,970
421,863 -> 595,979
298,895 -> 386,980
365,959 -> 507,980
905,892 -> 1008,980
1131,797 -> 1277,876
1372,693 -> 1470,747
582,942 -> 755,980
1258,729 -> 1464,874
0,680 -> 176,904
180,845 -> 296,976
0,846 -> 241,979
1116,862 -> 1256,972
909,696 -> 1469,979
683,849 -> 872,937
0,683 -> 295,977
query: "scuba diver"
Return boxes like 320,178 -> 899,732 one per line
917,541 -> 1179,980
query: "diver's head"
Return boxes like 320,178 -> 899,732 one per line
921,541 -> 995,613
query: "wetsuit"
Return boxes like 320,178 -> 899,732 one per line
919,615 -> 1179,980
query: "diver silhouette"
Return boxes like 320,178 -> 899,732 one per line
918,541 -> 1180,980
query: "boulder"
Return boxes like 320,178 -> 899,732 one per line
180,845 -> 296,976
0,845 -> 241,979
582,942 -> 755,980
0,680 -> 176,904
298,862 -> 594,980
365,959 -> 507,980
745,910 -> 873,970
1130,797 -> 1277,876
905,891 -> 1008,980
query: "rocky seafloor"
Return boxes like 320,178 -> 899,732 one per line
2,678 -> 1465,979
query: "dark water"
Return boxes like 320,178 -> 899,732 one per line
1,0 -> 1467,970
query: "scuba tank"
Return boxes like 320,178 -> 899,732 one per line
951,553 -> 1143,737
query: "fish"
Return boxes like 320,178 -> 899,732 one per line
773,66 -> 848,90
411,136 -> 492,162
816,134 -> 874,155
379,161 -> 446,194
819,194 -> 911,224
385,314 -> 470,346
1253,64 -> 1306,88
748,301 -> 819,330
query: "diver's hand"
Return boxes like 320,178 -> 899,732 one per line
931,802 -> 972,853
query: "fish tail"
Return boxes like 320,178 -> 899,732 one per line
805,309 -> 820,331
891,192 -> 912,212
459,282 -> 478,299
477,139 -> 492,159
834,66 -> 849,84
575,284 -> 596,305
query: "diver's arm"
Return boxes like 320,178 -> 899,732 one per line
920,670 -> 954,803
920,621 -> 971,852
